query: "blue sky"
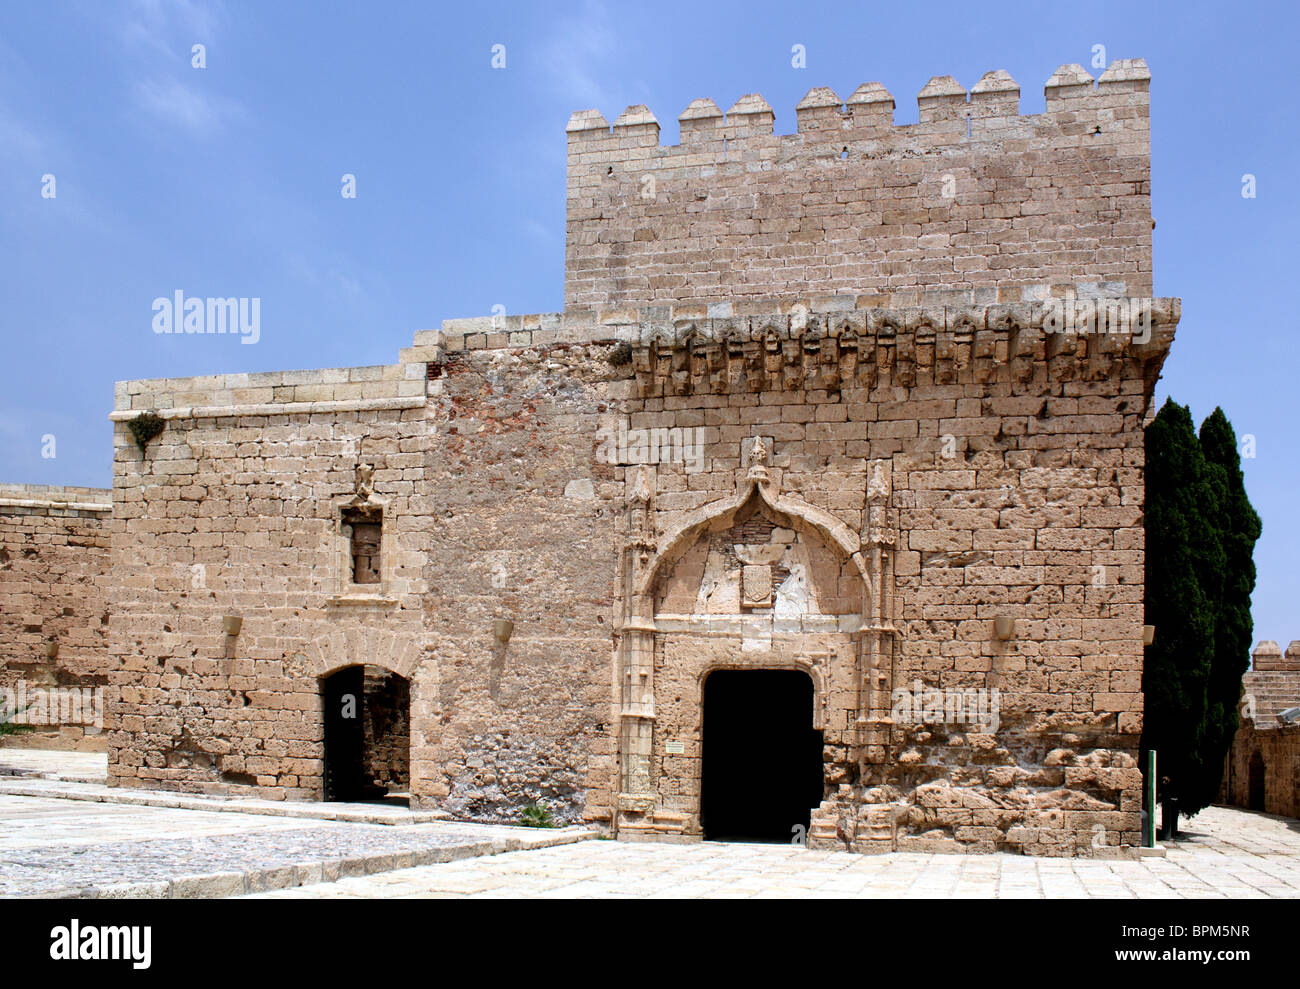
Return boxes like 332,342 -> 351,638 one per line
1,1 -> 1295,645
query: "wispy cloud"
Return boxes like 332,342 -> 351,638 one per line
537,0 -> 620,111
107,0 -> 243,138
132,76 -> 243,135
0,35 -> 46,165
523,218 -> 556,245
283,251 -> 368,303
116,0 -> 227,58
0,103 -> 44,163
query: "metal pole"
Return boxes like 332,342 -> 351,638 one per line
1144,750 -> 1157,847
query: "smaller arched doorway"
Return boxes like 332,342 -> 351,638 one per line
321,665 -> 411,804
1248,751 -> 1266,812
700,669 -> 824,843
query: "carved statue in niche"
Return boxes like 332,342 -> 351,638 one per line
355,461 -> 375,503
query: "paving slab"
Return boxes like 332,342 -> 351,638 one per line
0,750 -> 452,825
0,748 -> 107,783
0,794 -> 593,898
246,805 -> 1300,899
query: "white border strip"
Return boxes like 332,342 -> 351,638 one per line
0,498 -> 111,513
108,395 -> 426,422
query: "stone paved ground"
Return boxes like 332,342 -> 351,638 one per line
2,750 -> 1297,899
0,794 -> 591,897
247,806 -> 1300,899
0,747 -> 107,782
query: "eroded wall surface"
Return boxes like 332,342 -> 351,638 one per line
94,58 -> 1181,856
103,345 -> 618,824
1223,724 -> 1300,819
0,484 -> 112,748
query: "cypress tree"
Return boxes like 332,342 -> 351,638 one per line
1187,408 -> 1262,813
1141,399 -> 1223,822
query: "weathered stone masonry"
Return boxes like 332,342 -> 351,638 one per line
0,484 -> 111,748
7,58 -> 1181,856
1221,641 -> 1300,819
565,62 -> 1153,310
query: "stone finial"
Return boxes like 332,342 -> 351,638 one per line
744,436 -> 773,485
613,105 -> 659,129
970,69 -> 1019,95
679,97 -> 725,146
565,108 -> 609,133
918,75 -> 966,100
1045,64 -> 1095,101
728,93 -> 773,117
917,76 -> 966,123
847,82 -> 894,107
796,87 -> 842,110
795,87 -> 844,134
628,464 -> 654,506
868,462 -> 890,501
1097,58 -> 1151,85
1046,64 -> 1095,87
1253,640 -> 1283,670
678,97 -> 723,121
726,94 -> 775,137
846,83 -> 895,127
969,69 -> 1020,119
1287,641 -> 1300,670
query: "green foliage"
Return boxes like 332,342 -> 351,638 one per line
128,411 -> 166,454
1188,408 -> 1262,813
0,702 -> 33,737
1142,400 -> 1261,822
519,802 -> 556,828
607,342 -> 633,366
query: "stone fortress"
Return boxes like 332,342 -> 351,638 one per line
1221,641 -> 1300,819
2,58 -> 1199,855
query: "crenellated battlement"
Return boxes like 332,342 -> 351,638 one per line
1253,641 -> 1300,673
565,60 -> 1154,312
566,60 -> 1150,151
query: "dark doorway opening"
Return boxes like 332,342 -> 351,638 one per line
1248,751 -> 1266,812
321,665 -> 411,805
701,669 -> 823,843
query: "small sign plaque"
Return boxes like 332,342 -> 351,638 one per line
665,740 -> 686,755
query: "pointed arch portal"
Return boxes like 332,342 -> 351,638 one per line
613,454 -> 899,840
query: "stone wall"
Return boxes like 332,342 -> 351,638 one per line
1220,640 -> 1300,818
0,484 -> 112,749
93,56 -> 1179,856
495,296 -> 1173,855
1223,723 -> 1300,819
415,338 -> 617,825
361,667 -> 410,793
104,344 -> 619,824
105,362 -> 432,797
1240,640 -> 1300,724
565,62 -> 1153,311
